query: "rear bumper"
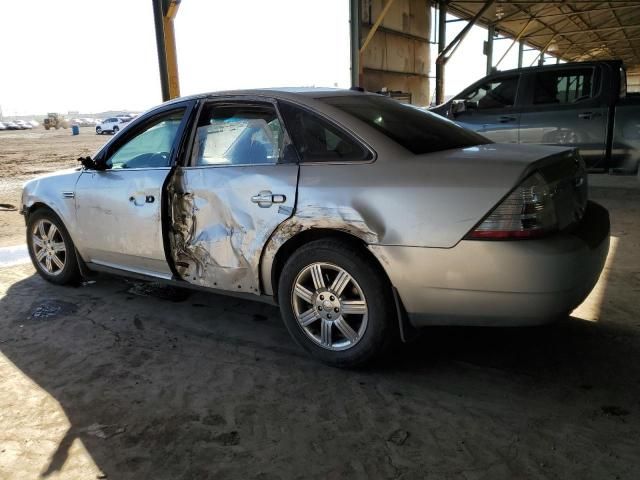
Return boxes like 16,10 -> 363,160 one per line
369,201 -> 610,327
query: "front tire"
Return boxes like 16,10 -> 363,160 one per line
278,239 -> 396,367
96,127 -> 102,135
112,126 -> 119,135
27,209 -> 81,285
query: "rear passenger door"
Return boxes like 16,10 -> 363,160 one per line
170,98 -> 299,294
451,74 -> 520,143
518,67 -> 608,168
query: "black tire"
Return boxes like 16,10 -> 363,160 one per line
278,239 -> 396,367
112,126 -> 119,135
27,208 -> 81,285
96,127 -> 102,135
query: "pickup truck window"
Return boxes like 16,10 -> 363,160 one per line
533,68 -> 594,104
460,76 -> 519,109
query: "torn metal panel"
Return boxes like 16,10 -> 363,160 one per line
260,204 -> 382,297
168,164 -> 298,294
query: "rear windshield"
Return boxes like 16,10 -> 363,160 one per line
319,95 -> 490,154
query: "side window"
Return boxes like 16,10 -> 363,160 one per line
106,109 -> 185,169
191,103 -> 283,166
533,69 -> 594,105
278,101 -> 370,162
461,76 -> 519,109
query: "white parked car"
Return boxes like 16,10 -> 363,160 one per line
95,117 -> 128,135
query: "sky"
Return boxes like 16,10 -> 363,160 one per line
0,0 -> 553,117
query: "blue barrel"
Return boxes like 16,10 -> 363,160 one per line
71,125 -> 80,136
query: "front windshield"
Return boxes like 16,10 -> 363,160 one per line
320,94 -> 490,155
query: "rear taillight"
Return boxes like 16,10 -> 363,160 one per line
468,172 -> 558,239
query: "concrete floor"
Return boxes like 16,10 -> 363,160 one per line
0,174 -> 639,479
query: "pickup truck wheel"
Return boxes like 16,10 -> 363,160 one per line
278,239 -> 395,367
27,209 -> 81,285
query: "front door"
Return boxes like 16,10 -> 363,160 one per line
518,67 -> 608,168
170,99 -> 298,294
75,106 -> 190,278
452,74 -> 521,143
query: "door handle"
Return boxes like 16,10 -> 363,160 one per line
577,112 -> 601,120
251,190 -> 286,208
499,116 -> 517,123
129,194 -> 152,206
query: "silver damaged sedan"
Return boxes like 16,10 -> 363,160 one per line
21,89 -> 610,366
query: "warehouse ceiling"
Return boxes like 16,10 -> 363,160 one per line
447,1 -> 640,68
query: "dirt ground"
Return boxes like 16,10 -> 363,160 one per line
0,129 -> 107,247
1,129 -> 639,479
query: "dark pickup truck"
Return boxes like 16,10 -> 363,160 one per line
430,60 -> 640,174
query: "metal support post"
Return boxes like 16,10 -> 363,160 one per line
152,0 -> 170,102
485,24 -> 494,74
436,0 -> 495,67
435,0 -> 447,105
152,0 -> 181,101
518,40 -> 524,68
350,0 -> 361,87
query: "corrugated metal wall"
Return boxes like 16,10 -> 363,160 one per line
360,0 -> 431,106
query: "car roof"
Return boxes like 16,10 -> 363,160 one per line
161,87 -> 369,108
488,59 -> 623,77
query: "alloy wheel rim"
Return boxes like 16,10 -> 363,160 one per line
32,220 -> 66,276
291,262 -> 368,351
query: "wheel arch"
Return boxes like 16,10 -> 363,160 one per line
265,227 -> 390,304
25,201 -> 59,223
25,202 -> 91,277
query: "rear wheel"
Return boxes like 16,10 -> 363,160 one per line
112,126 -> 119,135
27,209 -> 81,285
278,239 -> 396,367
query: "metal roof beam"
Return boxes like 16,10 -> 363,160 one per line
436,0 -> 496,65
607,1 -> 640,63
526,25 -> 640,37
501,4 -> 640,23
555,36 -> 640,46
455,1 -> 640,3
498,3 -> 594,62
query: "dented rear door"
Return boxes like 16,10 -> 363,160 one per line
169,99 -> 298,294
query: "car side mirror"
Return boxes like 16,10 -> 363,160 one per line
465,100 -> 479,110
77,155 -> 108,171
451,99 -> 466,116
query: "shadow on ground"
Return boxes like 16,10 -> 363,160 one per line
0,177 -> 638,479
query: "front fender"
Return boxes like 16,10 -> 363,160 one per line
22,170 -> 82,240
